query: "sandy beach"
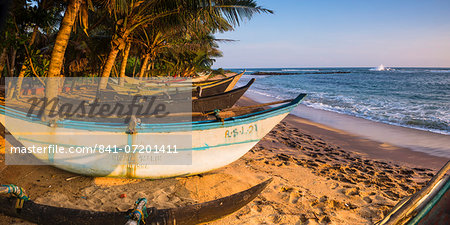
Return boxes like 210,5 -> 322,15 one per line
0,96 -> 448,225
1,0 -> 448,224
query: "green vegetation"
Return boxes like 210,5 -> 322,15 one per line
0,0 -> 272,97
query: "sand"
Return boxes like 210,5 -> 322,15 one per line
0,97 -> 448,225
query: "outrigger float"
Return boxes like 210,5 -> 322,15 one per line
120,71 -> 211,85
107,72 -> 244,97
376,160 -> 449,225
0,179 -> 272,225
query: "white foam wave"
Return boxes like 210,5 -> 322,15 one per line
246,89 -> 449,135
281,69 -> 320,72
302,101 -> 450,135
427,70 -> 450,73
369,64 -> 394,71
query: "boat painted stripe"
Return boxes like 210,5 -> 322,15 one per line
406,177 -> 450,225
2,104 -> 291,132
2,105 -> 292,132
0,93 -> 303,125
2,105 -> 287,131
2,93 -> 303,124
16,136 -> 259,152
127,134 -> 132,146
48,144 -> 54,164
1,94 -> 306,132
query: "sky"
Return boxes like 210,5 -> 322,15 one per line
213,0 -> 450,68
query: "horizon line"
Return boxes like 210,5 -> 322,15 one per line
213,66 -> 450,69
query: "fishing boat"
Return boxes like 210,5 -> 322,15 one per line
377,161 -> 449,225
106,72 -> 244,99
120,72 -> 243,89
0,179 -> 272,225
121,76 -> 188,86
0,94 -> 306,179
191,72 -> 211,82
191,78 -> 254,112
60,78 -> 255,114
190,71 -> 243,86
120,72 -> 209,85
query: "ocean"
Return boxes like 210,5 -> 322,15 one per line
231,67 -> 450,135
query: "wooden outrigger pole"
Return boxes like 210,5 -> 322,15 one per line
0,179 -> 272,225
377,160 -> 450,225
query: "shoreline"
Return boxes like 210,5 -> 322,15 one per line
237,96 -> 447,170
242,90 -> 450,160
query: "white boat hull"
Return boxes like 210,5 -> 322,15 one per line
0,95 -> 304,178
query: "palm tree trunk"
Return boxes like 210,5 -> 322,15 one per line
0,47 -> 7,77
44,0 -> 82,120
112,63 -> 118,77
146,59 -> 152,78
97,45 -> 120,90
132,57 -> 138,78
14,25 -> 39,99
47,0 -> 81,78
138,54 -> 149,80
6,48 -> 17,99
119,42 -> 131,86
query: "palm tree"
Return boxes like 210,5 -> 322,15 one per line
46,0 -> 84,78
97,0 -> 182,89
43,0 -> 83,120
97,0 -> 272,89
2,0 -> 28,99
11,0 -> 66,99
118,41 -> 131,85
13,25 -> 39,99
134,29 -> 168,79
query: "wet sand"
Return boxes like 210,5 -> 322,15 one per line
0,97 -> 448,224
245,91 -> 450,158
239,96 -> 449,170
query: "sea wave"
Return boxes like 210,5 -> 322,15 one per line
394,69 -> 450,73
302,100 -> 450,135
244,87 -> 449,135
427,69 -> 450,73
238,67 -> 450,135
281,69 -> 320,72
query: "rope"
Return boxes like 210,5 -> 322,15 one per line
1,184 -> 29,211
126,198 -> 148,225
131,209 -> 144,224
1,184 -> 29,200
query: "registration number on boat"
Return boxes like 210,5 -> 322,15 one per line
225,124 -> 258,138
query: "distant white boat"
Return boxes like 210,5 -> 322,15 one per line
370,64 -> 392,71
